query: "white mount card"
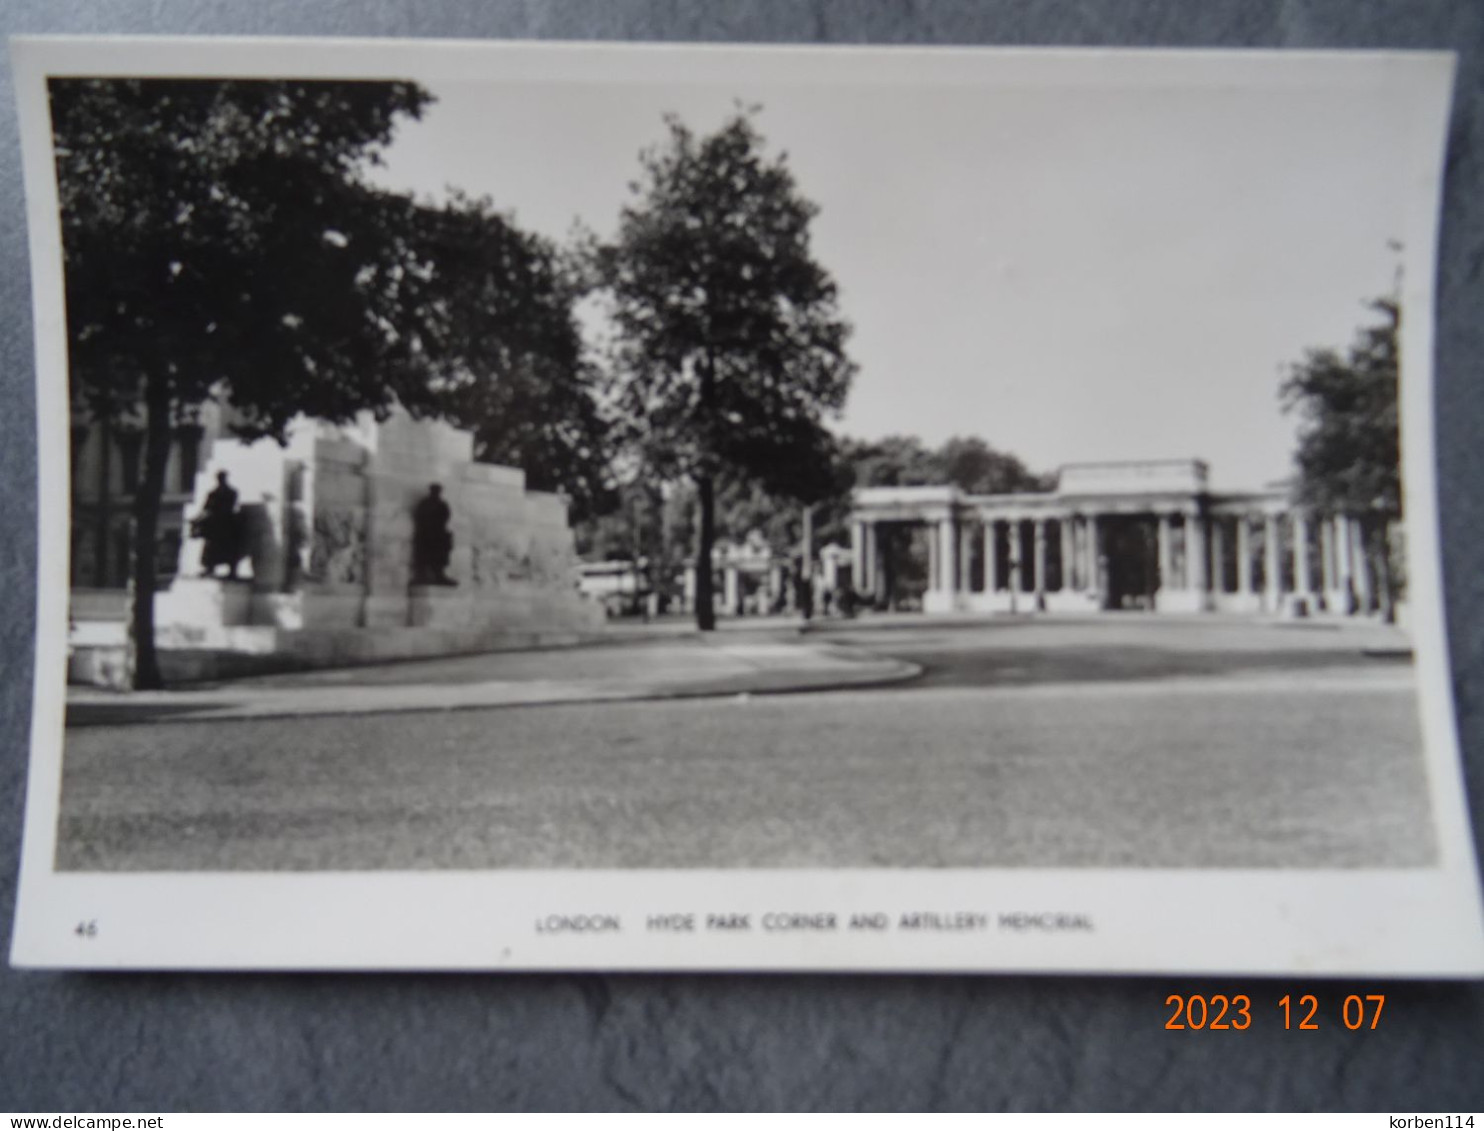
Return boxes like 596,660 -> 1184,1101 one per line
11,36 -> 1482,974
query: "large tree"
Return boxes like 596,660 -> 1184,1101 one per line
936,435 -> 1053,495
54,78 -> 590,687
418,195 -> 614,522
846,434 -> 1050,495
599,111 -> 856,629
1280,298 -> 1402,620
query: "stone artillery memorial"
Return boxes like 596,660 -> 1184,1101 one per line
146,409 -> 602,681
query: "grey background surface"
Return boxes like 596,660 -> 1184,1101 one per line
3,0 -> 1483,1112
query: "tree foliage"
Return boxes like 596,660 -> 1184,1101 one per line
1280,298 -> 1402,618
53,78 -> 602,684
55,78 -> 445,688
599,110 -> 857,628
847,434 -> 1051,494
937,435 -> 1054,495
1280,299 -> 1400,518
55,79 -> 442,433
424,196 -> 613,521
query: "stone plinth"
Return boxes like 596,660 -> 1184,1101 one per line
1153,589 -> 1209,614
155,578 -> 255,645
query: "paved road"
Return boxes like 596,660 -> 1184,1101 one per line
55,617 -> 1435,871
207,613 -> 1408,690
808,615 -> 1414,688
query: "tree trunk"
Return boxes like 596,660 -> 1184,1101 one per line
128,376 -> 173,690
1368,515 -> 1397,625
694,346 -> 718,632
94,419 -> 113,588
648,481 -> 667,616
799,504 -> 814,621
694,471 -> 716,631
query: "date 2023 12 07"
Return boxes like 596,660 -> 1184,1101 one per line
1163,993 -> 1388,1030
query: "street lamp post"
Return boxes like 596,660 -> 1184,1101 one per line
800,504 -> 814,621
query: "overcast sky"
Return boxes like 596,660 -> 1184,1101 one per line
369,62 -> 1419,490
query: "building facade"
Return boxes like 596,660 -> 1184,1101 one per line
70,405 -> 226,593
68,401 -> 245,635
847,459 -> 1386,617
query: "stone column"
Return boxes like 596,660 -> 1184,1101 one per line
1020,522 -> 1035,595
960,521 -> 974,594
866,522 -> 878,602
1157,513 -> 1173,594
724,566 -> 739,614
1334,515 -> 1353,607
864,523 -> 878,597
1008,519 -> 1023,607
1085,514 -> 1101,596
1060,518 -> 1075,593
851,521 -> 866,595
927,522 -> 940,596
1033,519 -> 1047,608
1351,518 -> 1373,612
985,522 -> 999,592
1236,516 -> 1253,595
1293,512 -> 1313,597
1319,517 -> 1335,595
1186,509 -> 1208,602
1210,518 -> 1226,595
1264,513 -> 1281,611
941,517 -> 958,596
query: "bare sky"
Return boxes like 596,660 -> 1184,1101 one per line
370,64 -> 1416,490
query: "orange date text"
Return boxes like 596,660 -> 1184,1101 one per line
1163,993 -> 1386,1030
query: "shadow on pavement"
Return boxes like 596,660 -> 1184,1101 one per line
66,701 -> 232,728
862,646 -> 1411,691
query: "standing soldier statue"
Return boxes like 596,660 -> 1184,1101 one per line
192,470 -> 241,579
412,483 -> 456,586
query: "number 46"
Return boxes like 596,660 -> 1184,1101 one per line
74,920 -> 97,938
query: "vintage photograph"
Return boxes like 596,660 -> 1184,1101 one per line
12,38 -> 1483,972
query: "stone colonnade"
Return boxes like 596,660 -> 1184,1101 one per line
847,505 -> 1377,616
1203,510 -> 1375,615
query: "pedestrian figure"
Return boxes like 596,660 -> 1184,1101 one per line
838,584 -> 857,619
412,483 -> 456,586
193,470 -> 241,579
795,564 -> 814,621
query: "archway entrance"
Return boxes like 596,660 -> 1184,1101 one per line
1101,514 -> 1158,610
875,522 -> 930,611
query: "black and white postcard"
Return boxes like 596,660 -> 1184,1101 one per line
10,36 -> 1484,972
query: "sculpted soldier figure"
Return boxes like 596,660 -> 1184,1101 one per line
412,483 -> 456,586
193,470 -> 241,579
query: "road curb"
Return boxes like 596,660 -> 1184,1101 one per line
65,651 -> 923,727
